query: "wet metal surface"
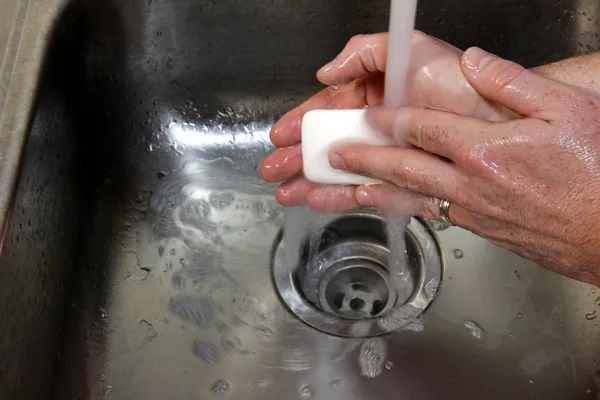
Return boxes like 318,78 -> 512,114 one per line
1,0 -> 600,399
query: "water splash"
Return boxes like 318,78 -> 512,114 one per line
359,338 -> 386,378
330,379 -> 343,390
464,320 -> 486,340
298,384 -> 314,398
193,340 -> 220,365
424,278 -> 440,299
211,379 -> 230,396
256,378 -> 269,388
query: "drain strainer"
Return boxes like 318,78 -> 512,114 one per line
272,210 -> 443,338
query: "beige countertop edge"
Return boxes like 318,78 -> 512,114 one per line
0,0 -> 67,242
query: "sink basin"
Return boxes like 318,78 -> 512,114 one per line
1,0 -> 600,399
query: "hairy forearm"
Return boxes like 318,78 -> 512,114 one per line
532,52 -> 600,97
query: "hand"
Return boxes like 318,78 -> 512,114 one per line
329,47 -> 600,286
260,32 -> 509,211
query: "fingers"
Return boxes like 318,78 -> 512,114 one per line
275,177 -> 360,211
260,145 -> 302,182
328,144 -> 463,202
354,184 -> 428,217
352,183 -> 474,226
306,185 -> 361,212
275,177 -> 319,206
461,47 -> 573,120
317,33 -> 389,86
365,106 -> 489,163
270,74 -> 385,148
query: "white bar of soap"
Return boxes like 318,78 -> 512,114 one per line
301,109 -> 394,185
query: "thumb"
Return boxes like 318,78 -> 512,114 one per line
461,47 -> 569,119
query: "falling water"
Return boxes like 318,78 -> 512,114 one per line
282,0 -> 420,329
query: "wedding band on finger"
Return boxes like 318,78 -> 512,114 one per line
439,199 -> 455,226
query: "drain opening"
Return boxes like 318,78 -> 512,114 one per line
321,260 -> 391,320
272,210 -> 443,338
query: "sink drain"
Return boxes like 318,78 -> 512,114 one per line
272,210 -> 443,338
319,261 -> 394,319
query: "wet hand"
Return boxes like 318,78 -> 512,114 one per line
330,48 -> 600,286
260,32 -> 508,210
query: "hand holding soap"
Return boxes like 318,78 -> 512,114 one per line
301,109 -> 394,185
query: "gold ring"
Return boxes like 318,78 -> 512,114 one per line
439,199 -> 454,226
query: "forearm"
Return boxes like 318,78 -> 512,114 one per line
532,52 -> 600,97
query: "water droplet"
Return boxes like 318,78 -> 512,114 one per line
385,361 -> 394,370
212,379 -> 230,396
330,379 -> 343,390
586,310 -> 597,320
453,249 -> 464,259
464,320 -> 486,340
298,384 -> 314,398
257,378 -> 269,388
517,312 -> 524,319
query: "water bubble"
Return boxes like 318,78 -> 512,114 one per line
586,310 -> 597,320
464,320 -> 486,340
517,312 -> 524,319
212,379 -> 230,396
453,249 -> 464,259
385,361 -> 394,370
298,384 -> 314,398
330,379 -> 343,390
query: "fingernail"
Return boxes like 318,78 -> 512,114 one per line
318,59 -> 336,74
463,47 -> 494,71
356,189 -> 373,206
328,151 -> 346,169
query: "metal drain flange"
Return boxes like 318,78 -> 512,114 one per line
272,210 -> 443,338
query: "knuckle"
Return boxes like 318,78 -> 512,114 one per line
460,144 -> 485,172
348,34 -> 367,48
418,197 -> 439,220
343,149 -> 369,174
389,160 -> 409,188
485,59 -> 526,92
401,111 -> 450,153
455,190 -> 476,212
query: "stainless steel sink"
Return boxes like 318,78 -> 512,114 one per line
1,0 -> 600,399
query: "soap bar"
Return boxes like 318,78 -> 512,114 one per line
301,109 -> 394,185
